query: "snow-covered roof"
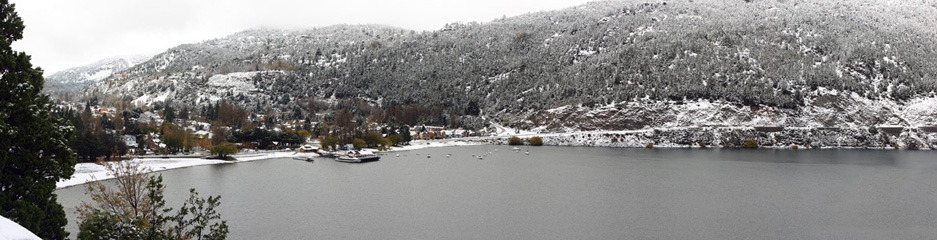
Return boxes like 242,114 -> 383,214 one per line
0,216 -> 41,240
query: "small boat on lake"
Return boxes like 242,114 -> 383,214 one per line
317,151 -> 341,158
336,150 -> 381,163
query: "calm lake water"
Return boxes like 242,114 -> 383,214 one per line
57,146 -> 937,239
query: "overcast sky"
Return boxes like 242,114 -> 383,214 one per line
10,0 -> 593,75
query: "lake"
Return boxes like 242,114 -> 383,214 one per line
56,146 -> 937,239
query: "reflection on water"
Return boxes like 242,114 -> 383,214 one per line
57,147 -> 937,239
709,149 -> 900,166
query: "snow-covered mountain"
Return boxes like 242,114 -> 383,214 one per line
84,0 -> 937,132
44,54 -> 152,98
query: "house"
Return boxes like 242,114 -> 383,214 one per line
122,135 -> 138,148
194,130 -> 211,139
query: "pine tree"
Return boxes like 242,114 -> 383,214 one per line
0,1 -> 77,239
399,125 -> 411,144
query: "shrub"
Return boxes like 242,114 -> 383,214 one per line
646,143 -> 654,148
379,137 -> 393,148
364,131 -> 383,147
698,141 -> 707,148
529,136 -> 544,146
320,135 -> 339,150
210,141 -> 238,159
388,134 -> 404,146
508,136 -> 524,145
352,138 -> 367,149
791,144 -> 799,150
743,138 -> 759,149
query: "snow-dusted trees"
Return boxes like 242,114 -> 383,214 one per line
81,0 -> 937,131
0,1 -> 76,238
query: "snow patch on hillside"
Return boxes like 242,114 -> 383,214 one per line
84,69 -> 114,82
903,97 -> 937,126
133,91 -> 173,106
207,71 -> 258,90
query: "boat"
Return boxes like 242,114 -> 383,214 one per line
316,151 -> 334,158
335,150 -> 381,163
298,144 -> 319,153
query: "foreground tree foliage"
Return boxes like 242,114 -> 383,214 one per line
0,1 -> 76,238
77,161 -> 228,240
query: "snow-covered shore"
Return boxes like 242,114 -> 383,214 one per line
59,126 -> 936,189
56,151 -> 298,189
56,141 -> 481,189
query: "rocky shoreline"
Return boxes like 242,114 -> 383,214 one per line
486,127 -> 937,150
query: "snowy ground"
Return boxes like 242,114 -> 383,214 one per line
56,151 -> 298,189
0,215 -> 40,240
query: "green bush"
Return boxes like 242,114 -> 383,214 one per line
529,136 -> 544,146
791,144 -> 799,150
646,143 -> 654,148
698,141 -> 707,148
210,141 -> 238,159
320,135 -> 339,150
508,136 -> 524,145
743,139 -> 759,149
388,134 -> 404,146
352,138 -> 367,149
364,131 -> 383,147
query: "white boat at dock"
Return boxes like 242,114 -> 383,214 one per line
298,144 -> 319,153
336,150 -> 381,163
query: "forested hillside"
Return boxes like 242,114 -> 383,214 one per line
85,0 -> 937,130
